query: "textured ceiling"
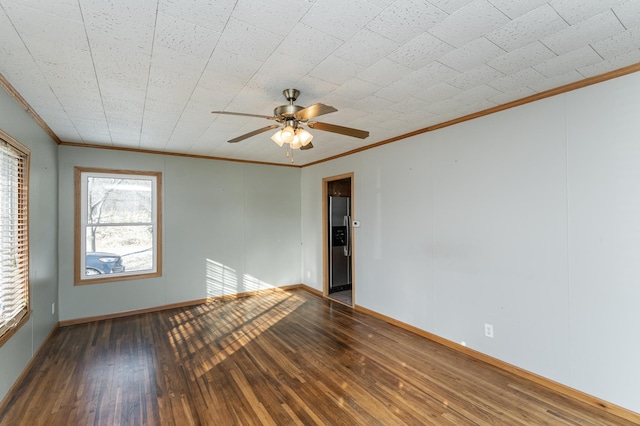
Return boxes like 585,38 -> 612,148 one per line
1,0 -> 639,166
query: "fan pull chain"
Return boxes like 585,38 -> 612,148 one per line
284,146 -> 294,163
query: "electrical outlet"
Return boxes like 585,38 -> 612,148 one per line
484,323 -> 494,338
52,303 -> 55,315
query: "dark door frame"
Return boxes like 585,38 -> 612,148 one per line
322,172 -> 355,306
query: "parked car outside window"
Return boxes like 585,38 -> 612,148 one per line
85,252 -> 125,275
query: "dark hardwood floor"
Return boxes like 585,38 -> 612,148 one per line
0,289 -> 633,425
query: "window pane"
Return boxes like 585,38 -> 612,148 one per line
85,225 -> 153,274
76,167 -> 161,285
87,177 -> 152,224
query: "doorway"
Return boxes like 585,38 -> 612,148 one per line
323,173 -> 354,307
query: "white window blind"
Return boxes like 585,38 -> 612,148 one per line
0,135 -> 29,343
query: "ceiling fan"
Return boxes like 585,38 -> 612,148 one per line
211,89 -> 369,154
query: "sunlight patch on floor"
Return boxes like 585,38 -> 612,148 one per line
167,289 -> 305,377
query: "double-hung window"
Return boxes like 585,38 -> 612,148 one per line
0,130 -> 30,346
75,168 -> 162,285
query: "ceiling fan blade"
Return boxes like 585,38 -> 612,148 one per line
212,111 -> 280,121
307,121 -> 369,139
300,142 -> 314,151
294,103 -> 337,121
228,124 -> 280,143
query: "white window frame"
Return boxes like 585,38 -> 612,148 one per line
0,130 -> 30,347
74,167 -> 162,285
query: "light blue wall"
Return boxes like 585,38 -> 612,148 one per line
301,72 -> 640,414
3,66 -> 640,416
57,147 -> 301,321
0,86 -> 59,403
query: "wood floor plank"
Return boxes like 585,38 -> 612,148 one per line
0,289 -> 635,425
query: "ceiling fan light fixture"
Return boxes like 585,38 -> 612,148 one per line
270,130 -> 285,147
212,89 -> 369,162
281,125 -> 295,143
296,128 -> 313,146
290,135 -> 302,149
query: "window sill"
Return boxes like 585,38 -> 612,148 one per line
0,310 -> 31,348
74,270 -> 162,286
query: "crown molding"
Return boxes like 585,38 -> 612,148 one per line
58,141 -> 302,168
0,73 -> 61,144
302,62 -> 640,167
3,62 -> 640,168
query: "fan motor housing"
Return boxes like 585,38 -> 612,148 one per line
274,104 -> 304,118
